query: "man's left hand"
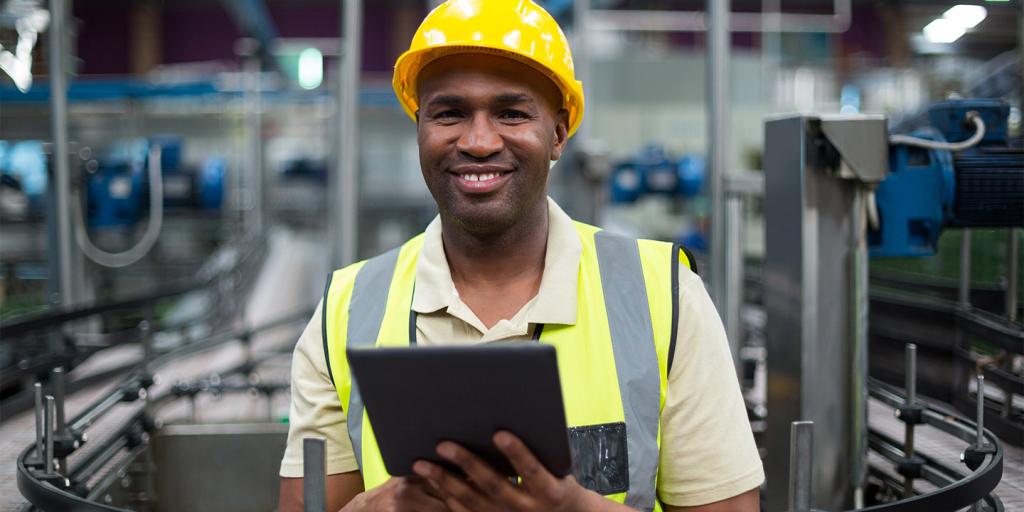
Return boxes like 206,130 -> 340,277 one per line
413,431 -> 622,512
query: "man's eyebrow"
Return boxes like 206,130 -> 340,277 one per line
494,93 -> 534,105
422,95 -> 465,108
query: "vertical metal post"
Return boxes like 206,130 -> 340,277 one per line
244,54 -> 264,236
303,438 -> 327,512
573,0 -> 591,144
707,0 -> 730,308
972,374 -> 986,512
48,0 -> 75,310
724,194 -> 743,367
975,374 -> 986,446
51,367 -> 68,475
959,230 -> 973,308
903,344 -> 917,498
331,0 -> 362,267
34,382 -> 44,464
789,421 -> 813,512
1006,228 -> 1019,323
44,395 -> 55,475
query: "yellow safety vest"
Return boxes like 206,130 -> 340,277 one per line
322,221 -> 695,512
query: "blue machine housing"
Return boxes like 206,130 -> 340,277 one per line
610,146 -> 705,203
87,137 -> 226,227
870,99 -> 1022,258
870,129 -> 956,257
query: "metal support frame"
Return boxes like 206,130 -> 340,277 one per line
1006,229 -> 1018,323
764,114 -> 887,511
330,0 -> 362,267
789,421 -> 814,512
303,438 -> 327,512
707,0 -> 729,310
587,0 -> 851,33
244,52 -> 264,236
47,0 -> 75,309
959,230 -> 973,309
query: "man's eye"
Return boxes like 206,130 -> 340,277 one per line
499,110 -> 530,120
435,110 -> 463,119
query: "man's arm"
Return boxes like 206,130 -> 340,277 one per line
278,472 -> 363,512
665,487 -> 759,512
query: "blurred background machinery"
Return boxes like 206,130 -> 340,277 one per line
0,0 -> 1021,511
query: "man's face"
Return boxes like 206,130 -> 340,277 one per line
416,54 -> 569,236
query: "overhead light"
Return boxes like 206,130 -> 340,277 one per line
944,5 -> 987,29
923,18 -> 967,44
297,47 -> 323,90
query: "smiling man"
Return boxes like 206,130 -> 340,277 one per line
278,1 -> 763,511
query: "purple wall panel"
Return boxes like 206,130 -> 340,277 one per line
161,4 -> 240,65
73,3 -> 131,75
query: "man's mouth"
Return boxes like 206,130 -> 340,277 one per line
458,172 -> 506,182
449,166 -> 513,193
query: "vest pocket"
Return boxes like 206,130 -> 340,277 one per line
568,422 -> 629,495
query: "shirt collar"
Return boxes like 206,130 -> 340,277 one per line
411,196 -> 580,326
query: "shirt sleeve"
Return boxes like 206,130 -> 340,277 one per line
279,300 -> 360,477
656,266 -> 764,507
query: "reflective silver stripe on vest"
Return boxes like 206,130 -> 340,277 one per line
345,246 -> 401,470
594,231 -> 660,512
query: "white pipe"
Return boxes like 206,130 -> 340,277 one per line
589,0 -> 851,34
75,145 -> 164,268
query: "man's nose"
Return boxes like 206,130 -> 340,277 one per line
456,112 -> 503,159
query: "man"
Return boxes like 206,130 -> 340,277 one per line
279,1 -> 763,511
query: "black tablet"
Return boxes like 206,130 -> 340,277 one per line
346,344 -> 572,478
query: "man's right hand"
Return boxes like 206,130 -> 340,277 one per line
342,476 -> 450,512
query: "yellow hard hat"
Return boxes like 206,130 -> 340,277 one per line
393,0 -> 585,137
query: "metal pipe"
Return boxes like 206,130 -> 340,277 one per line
48,0 -> 75,309
903,343 -> 917,498
588,0 -> 850,33
52,367 -> 67,436
34,382 -> 44,464
975,374 -> 986,447
303,438 -> 327,512
244,53 -> 264,236
905,344 -> 917,404
973,373 -> 986,512
44,395 -> 55,474
332,0 -> 362,267
573,0 -> 591,145
959,230 -> 972,308
724,194 -> 743,367
707,0 -> 729,309
1006,228 -> 1018,323
789,421 -> 813,512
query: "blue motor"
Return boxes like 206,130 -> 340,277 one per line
86,137 -> 226,227
870,99 -> 1023,258
610,145 -> 705,203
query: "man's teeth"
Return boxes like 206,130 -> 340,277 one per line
463,173 -> 501,182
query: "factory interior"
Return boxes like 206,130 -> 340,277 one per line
0,0 -> 1022,511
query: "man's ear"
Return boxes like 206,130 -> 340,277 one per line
549,109 -> 570,161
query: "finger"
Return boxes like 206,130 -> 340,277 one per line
493,431 -> 558,491
436,441 -> 522,503
414,459 -> 494,511
391,477 -> 449,512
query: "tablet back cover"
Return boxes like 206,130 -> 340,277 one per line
347,344 -> 572,478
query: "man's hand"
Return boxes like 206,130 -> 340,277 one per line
412,431 -> 629,512
341,476 -> 450,512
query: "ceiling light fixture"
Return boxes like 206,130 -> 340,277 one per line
943,4 -> 988,29
923,18 -> 967,44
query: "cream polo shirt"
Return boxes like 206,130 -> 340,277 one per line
280,197 -> 764,507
